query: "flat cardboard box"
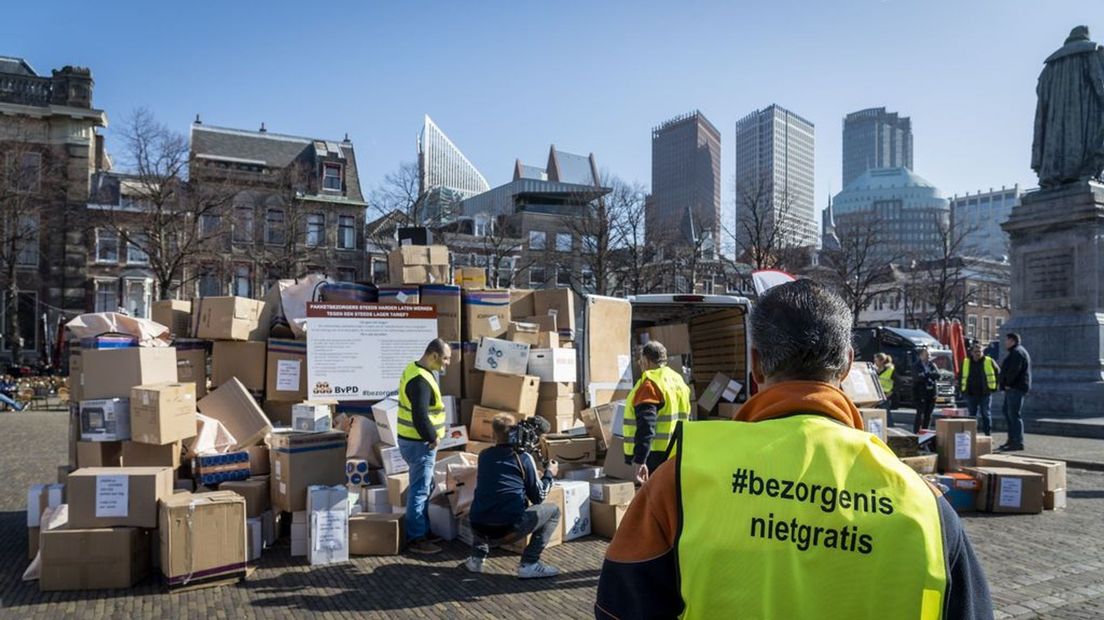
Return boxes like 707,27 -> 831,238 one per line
527,348 -> 577,383
698,372 -> 742,412
969,466 -> 1044,514
175,343 -> 208,399
580,403 -> 616,452
470,405 -> 516,442
507,321 -> 541,346
79,398 -> 131,441
421,284 -> 461,342
900,454 -> 937,475
859,409 -> 888,442
152,299 -> 192,337
269,431 -> 347,512
936,418 -> 978,472
160,491 -> 247,587
191,296 -> 267,341
977,454 -> 1066,491
456,267 -> 487,290
509,289 -> 535,319
603,436 -> 636,481
544,436 -> 598,466
39,527 -> 150,591
378,285 -> 420,305
556,480 -> 591,541
221,477 -> 271,518
474,337 -> 530,376
533,288 -> 575,338
539,382 -> 576,400
462,290 -> 511,341
121,440 -> 182,469
130,382 -> 197,445
349,513 -> 403,555
67,466 -> 174,529
265,338 -> 308,402
1045,489 -> 1067,510
481,372 -> 539,415
197,377 -> 273,450
840,362 -> 885,407
590,478 -> 636,505
387,473 -> 409,507
441,343 -> 462,397
591,501 -> 627,539
211,341 -> 267,392
76,440 -> 122,468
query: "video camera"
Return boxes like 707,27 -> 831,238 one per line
508,416 -> 550,467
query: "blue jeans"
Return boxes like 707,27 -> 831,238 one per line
398,438 -> 437,542
966,394 -> 992,435
471,502 -> 561,565
1003,390 -> 1026,446
0,392 -> 22,411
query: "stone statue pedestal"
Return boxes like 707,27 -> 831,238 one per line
1000,181 -> 1104,417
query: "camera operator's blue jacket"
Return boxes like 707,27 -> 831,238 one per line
469,444 -> 553,531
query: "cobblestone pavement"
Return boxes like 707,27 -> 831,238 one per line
1,410 -> 1102,619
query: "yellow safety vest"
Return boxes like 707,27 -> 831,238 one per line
960,356 -> 998,392
676,415 -> 948,619
623,365 -> 691,458
879,364 -> 895,396
397,362 -> 446,441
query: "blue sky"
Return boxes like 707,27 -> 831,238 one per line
4,1 -> 1099,221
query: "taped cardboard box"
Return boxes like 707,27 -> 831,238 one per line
535,395 -> 582,420
544,436 -> 598,466
474,337 -> 530,376
78,347 -> 179,401
130,382 -> 196,445
456,267 -> 487,291
697,373 -> 742,412
67,466 -> 174,529
211,341 -> 267,392
191,296 -> 267,341
936,418 -> 977,472
602,436 -> 636,481
527,348 -> 577,383
269,431 -> 347,512
590,478 -> 635,505
39,526 -> 150,592
160,491 -> 247,588
76,440 -> 122,468
421,284 -> 461,342
265,338 -> 307,402
221,477 -> 271,518
977,454 -> 1066,492
507,321 -> 541,346
152,299 -> 192,337
509,289 -> 535,319
580,403 -> 616,452
470,405 -> 516,442
859,409 -> 888,442
349,513 -> 404,555
197,377 -> 273,450
388,244 -> 449,267
481,372 -> 539,416
122,440 -> 182,469
386,473 -> 409,507
392,264 -> 449,285
968,466 -> 1044,514
175,340 -> 208,399
533,288 -> 575,339
591,501 -> 627,539
462,290 -> 511,341
79,398 -> 131,442
539,381 -> 575,400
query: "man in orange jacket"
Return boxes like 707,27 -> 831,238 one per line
595,280 -> 992,619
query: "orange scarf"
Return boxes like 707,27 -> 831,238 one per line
734,381 -> 864,429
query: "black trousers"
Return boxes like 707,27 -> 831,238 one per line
914,393 -> 936,433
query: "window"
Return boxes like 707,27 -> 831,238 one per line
529,266 -> 546,286
371,257 -> 389,283
198,265 -> 222,297
232,264 -> 251,298
556,233 -> 572,252
338,215 -> 356,249
93,280 -> 117,313
336,267 -> 357,282
556,267 -> 571,286
126,232 -> 149,265
200,213 -> 221,238
582,234 -> 598,254
96,228 -> 119,263
124,279 -> 151,318
966,314 -> 978,339
266,209 -> 286,245
15,214 -> 38,267
981,316 -> 991,343
0,291 -> 37,351
323,163 -> 342,191
528,230 -> 546,251
233,206 -> 254,243
8,152 -> 40,192
306,213 -> 325,247
995,317 -> 1004,333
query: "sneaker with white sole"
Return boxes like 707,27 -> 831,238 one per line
464,557 -> 484,573
518,561 -> 560,579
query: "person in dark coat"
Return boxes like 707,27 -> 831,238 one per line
999,333 -> 1031,451
912,348 -> 939,433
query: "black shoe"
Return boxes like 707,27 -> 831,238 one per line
1004,444 -> 1024,452
424,532 -> 443,544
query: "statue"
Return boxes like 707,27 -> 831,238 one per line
1031,26 -> 1104,188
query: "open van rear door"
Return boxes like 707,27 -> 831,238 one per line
582,295 -> 633,406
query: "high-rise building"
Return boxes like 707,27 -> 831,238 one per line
842,107 -> 913,188
648,111 -> 721,249
950,185 -> 1020,260
831,167 -> 949,259
734,104 -> 817,251
416,115 -> 490,224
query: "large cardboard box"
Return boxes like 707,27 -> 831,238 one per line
580,403 -> 616,452
603,436 -> 636,481
388,246 -> 449,284
481,372 -> 539,416
527,348 -> 577,383
977,436 -> 993,457
977,454 -> 1066,492
378,444 -> 409,476
886,427 -> 920,458
441,343 -> 462,397
555,480 -> 591,541
76,347 -> 179,401
455,267 -> 487,290
160,491 -> 248,588
191,296 -> 267,341
462,290 -> 511,341
585,297 -> 632,405
121,440 -> 181,469
175,341 -> 208,399
130,382 -> 197,445
211,341 -> 267,392
541,412 -> 583,434
590,478 -> 635,505
421,284 -> 461,342
76,440 -> 122,468
970,466 -> 1045,514
509,289 -> 535,319
349,513 -> 403,555
539,381 -> 575,399
543,436 -> 598,466
371,398 -> 400,446
269,431 -> 347,512
474,337 -> 530,376
507,321 -> 541,346
346,415 -> 383,467
536,395 -> 582,420
80,398 -> 131,442
517,314 -> 557,334
936,418 -> 977,472
1045,489 -> 1067,510
39,527 -> 150,591
698,372 -> 742,412
859,408 -> 888,442
470,405 -> 515,442
840,362 -> 885,407
152,299 -> 192,337
68,466 -> 174,529
533,288 -> 576,338
265,338 -> 308,402
591,501 -> 626,539
221,477 -> 271,518
636,323 -> 691,357
197,378 -> 272,450
387,472 -> 409,507
461,342 -> 484,401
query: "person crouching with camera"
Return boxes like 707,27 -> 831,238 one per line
464,413 -> 561,579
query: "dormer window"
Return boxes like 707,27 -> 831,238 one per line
323,163 -> 342,191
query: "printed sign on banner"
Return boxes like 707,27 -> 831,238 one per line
307,303 -> 439,401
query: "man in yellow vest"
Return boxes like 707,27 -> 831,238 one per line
397,338 -> 452,555
596,280 -> 991,619
961,342 -> 1000,436
624,341 -> 691,484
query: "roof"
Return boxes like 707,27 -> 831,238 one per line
516,163 -> 547,181
547,147 -> 597,186
191,124 -> 352,169
841,167 -> 938,193
0,56 -> 37,76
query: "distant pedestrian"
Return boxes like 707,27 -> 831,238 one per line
998,332 -> 1031,452
960,343 -> 1000,436
912,348 -> 939,434
874,353 -> 895,425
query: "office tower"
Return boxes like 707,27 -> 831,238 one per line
648,111 -> 721,249
842,107 -> 913,188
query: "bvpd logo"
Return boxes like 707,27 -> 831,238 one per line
314,381 -> 333,395
334,385 -> 360,395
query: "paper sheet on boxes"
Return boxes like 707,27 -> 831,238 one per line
21,504 -> 68,582
279,274 -> 331,338
65,312 -> 170,346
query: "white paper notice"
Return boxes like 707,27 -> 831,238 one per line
314,510 -> 347,551
868,419 -> 884,438
275,460 -> 282,478
488,315 -> 501,331
276,360 -> 301,392
722,380 -> 743,401
998,477 -> 1023,508
954,432 -> 972,460
396,292 -> 408,304
616,355 -> 631,383
95,475 -> 129,518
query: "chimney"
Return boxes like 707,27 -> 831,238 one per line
259,122 -> 267,133
94,134 -> 107,171
343,132 -> 351,143
194,114 -> 202,125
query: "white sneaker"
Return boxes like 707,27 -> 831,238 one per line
464,557 -> 484,573
518,561 -> 560,579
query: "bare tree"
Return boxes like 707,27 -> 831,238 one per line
369,161 -> 421,221
822,217 -> 902,326
904,219 -> 982,325
607,178 -> 660,296
478,216 -> 534,289
727,173 -> 799,271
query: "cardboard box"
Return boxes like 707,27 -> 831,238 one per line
716,402 -> 742,419
122,440 -> 182,469
191,296 -> 267,341
76,441 -> 122,468
590,478 -> 635,505
246,516 -> 262,561
544,436 -> 598,465
1045,489 -> 1067,510
292,401 -> 334,432
26,483 -> 65,527
211,341 -> 267,392
977,454 -> 1066,492
481,372 -> 539,415
359,485 -> 389,511
859,409 -> 888,442
533,288 -> 575,338
517,314 -> 557,335
886,427 -> 920,458
445,461 -> 478,516
462,290 -> 511,340
378,445 -> 409,476
840,362 -> 885,407
428,497 -> 459,540
346,415 -> 383,467
269,431 -> 347,512
563,465 -> 604,482
507,321 -> 541,346
474,337 -> 530,376
175,341 -> 208,399
442,395 -> 459,426
580,403 -> 616,452
970,466 -> 1045,514
900,454 -> 937,475
68,349 -> 84,402
388,246 -> 449,284
465,440 -> 494,454
386,473 -> 409,507
221,477 -> 271,518
527,348 -> 577,383
439,425 -> 469,451
441,343 -> 462,397
307,484 -> 350,565
153,299 -> 192,337
470,405 -> 514,442
391,264 -> 449,285
265,338 -> 307,402
160,491 -> 248,587
509,289 -> 535,319
197,378 -> 272,450
248,445 -> 270,475
421,284 -> 461,342
698,373 -> 742,412
461,341 -> 484,401
539,382 -> 576,400
186,413 -> 236,456
192,450 -> 250,486
379,285 -> 420,305
636,323 -> 691,357
39,527 -> 150,591
371,398 -> 400,446
542,412 -> 583,434
68,466 -> 174,529
603,436 -> 635,481
389,244 -> 449,266
456,267 -> 487,290
935,472 -> 980,512
590,501 -> 626,539
130,382 -> 196,445
977,435 -> 992,457
936,418 -> 977,472
556,480 -> 591,541
349,513 -> 403,555
80,398 -> 131,442
502,485 -> 564,554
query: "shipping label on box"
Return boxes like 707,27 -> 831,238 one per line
130,382 -> 196,446
481,372 -> 539,415
858,409 -> 887,442
527,348 -> 577,383
462,290 -> 511,341
80,398 -> 131,442
292,401 -> 334,432
977,454 -> 1066,492
474,337 -> 531,376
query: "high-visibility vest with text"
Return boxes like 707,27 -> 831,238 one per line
960,356 -> 998,392
623,365 -> 691,457
397,362 -> 446,441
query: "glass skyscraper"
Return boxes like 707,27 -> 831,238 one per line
842,107 -> 913,188
648,111 -> 721,250
417,115 -> 489,223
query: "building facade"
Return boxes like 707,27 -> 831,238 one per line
950,185 -> 1020,260
416,115 -> 489,225
734,104 -> 817,249
647,111 -> 721,250
842,107 -> 913,188
832,167 -> 950,259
